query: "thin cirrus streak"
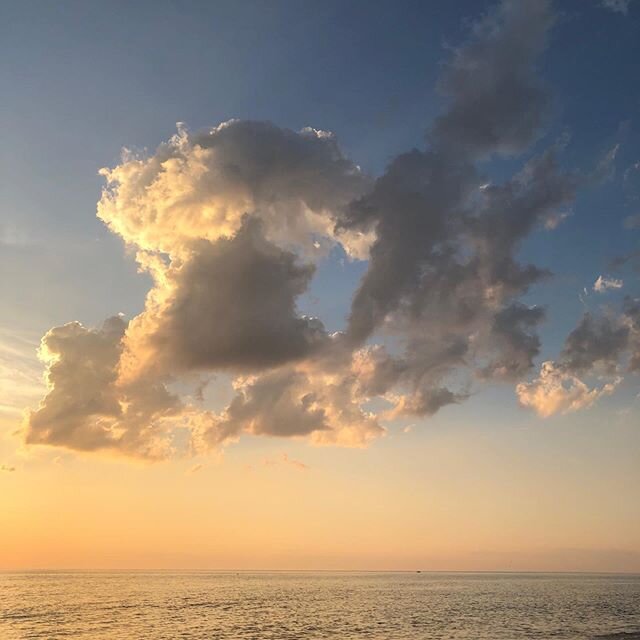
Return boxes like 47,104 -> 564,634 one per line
20,0 -> 635,460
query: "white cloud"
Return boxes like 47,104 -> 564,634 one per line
593,275 -> 623,293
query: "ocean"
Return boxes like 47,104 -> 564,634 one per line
1,572 -> 639,639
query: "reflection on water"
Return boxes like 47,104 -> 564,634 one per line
1,572 -> 639,639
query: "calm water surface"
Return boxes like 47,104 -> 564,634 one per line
1,572 -> 639,639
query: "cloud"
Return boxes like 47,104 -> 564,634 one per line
430,0 -> 553,158
562,312 -> 629,374
98,120 -> 371,260
623,214 -> 640,229
480,304 -> 546,381
391,386 -> 467,418
338,1 -> 571,396
516,361 -> 619,417
518,301 -> 640,416
601,0 -> 633,14
24,0 -> 598,459
624,298 -> 640,371
211,370 -> 328,439
262,453 -> 309,471
588,143 -> 620,186
24,316 -> 183,459
593,275 -> 623,293
195,364 -> 385,450
120,216 -> 327,379
339,120 -> 574,412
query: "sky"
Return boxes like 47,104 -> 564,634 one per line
1,0 -> 640,572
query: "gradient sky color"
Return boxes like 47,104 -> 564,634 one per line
1,0 -> 640,571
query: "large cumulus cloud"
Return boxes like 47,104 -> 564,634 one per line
25,0 -> 606,459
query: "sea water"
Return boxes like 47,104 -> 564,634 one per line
1,571 -> 639,639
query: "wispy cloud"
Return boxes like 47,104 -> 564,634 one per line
263,453 -> 309,472
186,463 -> 203,475
601,0 -> 633,15
623,214 -> 640,229
0,327 -> 44,420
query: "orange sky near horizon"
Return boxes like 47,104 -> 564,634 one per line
2,400 -> 639,573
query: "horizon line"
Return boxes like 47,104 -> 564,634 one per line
3,569 -> 640,576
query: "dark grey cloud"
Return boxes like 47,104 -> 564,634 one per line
555,298 -> 640,378
430,0 -> 553,158
336,100 -> 574,416
198,365 -> 384,448
339,0 -> 568,352
562,312 -> 629,374
340,149 -> 478,344
190,120 -> 368,227
331,0 -> 576,418
351,339 -> 470,418
609,250 -> 640,272
213,370 -> 328,439
142,216 -> 327,373
395,386 -> 467,418
468,143 -> 576,296
481,304 -> 546,381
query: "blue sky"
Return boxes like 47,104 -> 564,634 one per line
2,0 -> 639,335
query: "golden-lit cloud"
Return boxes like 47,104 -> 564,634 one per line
97,120 -> 372,260
516,361 -> 620,417
518,302 -> 640,417
25,316 -> 182,459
